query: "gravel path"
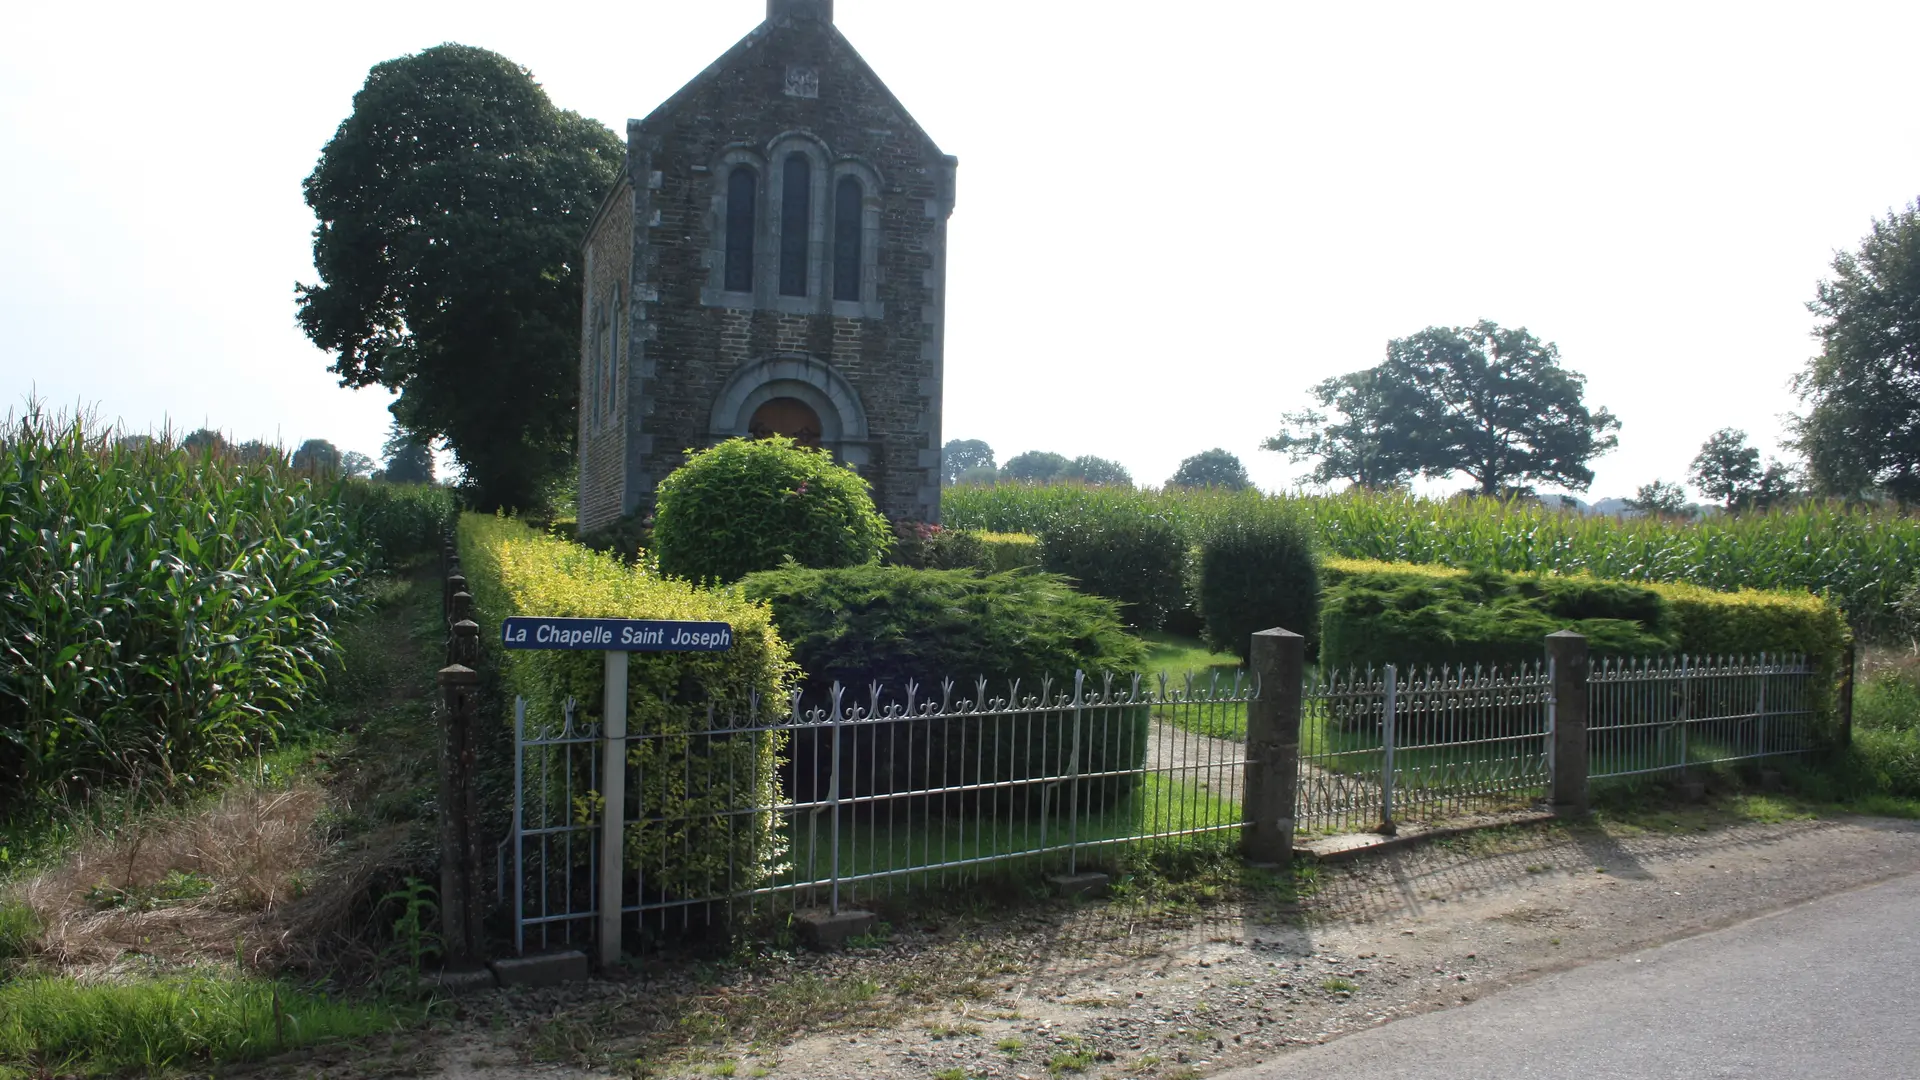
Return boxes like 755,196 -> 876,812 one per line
1145,720 -> 1246,804
340,814 -> 1920,1080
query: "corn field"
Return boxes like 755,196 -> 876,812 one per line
0,407 -> 443,805
943,484 -> 1920,639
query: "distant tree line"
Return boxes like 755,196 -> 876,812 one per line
942,442 -> 1254,491
109,424 -> 432,484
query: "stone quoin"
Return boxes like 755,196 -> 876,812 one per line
576,0 -> 957,532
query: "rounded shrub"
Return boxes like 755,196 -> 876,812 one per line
653,436 -> 892,583
740,563 -> 1149,813
1193,503 -> 1321,660
1036,504 -> 1189,630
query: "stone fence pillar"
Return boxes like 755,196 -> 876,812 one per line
1547,630 -> 1590,816
1243,628 -> 1304,864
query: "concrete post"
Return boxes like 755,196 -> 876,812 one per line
446,572 -> 467,619
1547,631 -> 1590,816
437,663 -> 484,965
450,590 -> 473,624
1243,628 -> 1304,864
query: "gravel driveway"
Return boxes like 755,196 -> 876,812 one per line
330,812 -> 1920,1080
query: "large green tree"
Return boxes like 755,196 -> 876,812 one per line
1264,369 -> 1419,489
1063,455 -> 1132,487
1386,321 -> 1618,494
381,421 -> 436,485
1688,428 -> 1761,508
1790,200 -> 1920,502
296,44 -> 623,510
1280,322 -> 1618,495
941,439 -> 995,486
291,438 -> 342,475
1001,451 -> 1070,482
1167,448 -> 1252,490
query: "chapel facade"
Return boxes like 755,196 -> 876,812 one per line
576,0 -> 957,533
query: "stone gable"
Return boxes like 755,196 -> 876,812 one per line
577,0 -> 955,534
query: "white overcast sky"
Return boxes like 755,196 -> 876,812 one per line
4,0 -> 1917,499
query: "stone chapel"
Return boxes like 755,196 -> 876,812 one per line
575,0 -> 957,533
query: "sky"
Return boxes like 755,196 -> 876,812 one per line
4,0 -> 1918,500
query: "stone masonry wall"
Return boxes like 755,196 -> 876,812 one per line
615,12 -> 955,528
577,179 -> 634,533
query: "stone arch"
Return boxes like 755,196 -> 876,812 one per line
709,354 -> 871,468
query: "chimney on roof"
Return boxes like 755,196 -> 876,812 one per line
767,0 -> 832,23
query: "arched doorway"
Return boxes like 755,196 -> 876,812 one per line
748,397 -> 823,448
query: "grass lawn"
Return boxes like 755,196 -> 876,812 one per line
1141,631 -> 1250,740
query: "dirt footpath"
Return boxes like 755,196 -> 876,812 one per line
396,814 -> 1920,1080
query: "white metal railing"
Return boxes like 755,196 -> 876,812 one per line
1588,653 -> 1815,781
498,672 -> 1251,954
1298,663 -> 1554,836
495,651 -> 1820,953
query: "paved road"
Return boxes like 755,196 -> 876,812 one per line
1221,869 -> 1920,1080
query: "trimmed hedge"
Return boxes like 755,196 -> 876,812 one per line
1037,503 -> 1188,630
652,436 -> 891,583
739,563 -> 1149,812
1320,564 -> 1675,675
1193,501 -> 1320,660
1320,557 -> 1852,732
458,514 -> 797,897
979,531 -> 1039,572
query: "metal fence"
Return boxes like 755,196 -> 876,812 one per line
1588,654 -> 1816,781
498,673 -> 1251,955
1298,663 -> 1555,836
496,650 -> 1821,955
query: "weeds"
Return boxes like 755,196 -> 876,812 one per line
380,877 -> 442,987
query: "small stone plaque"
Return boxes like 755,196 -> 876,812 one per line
784,66 -> 820,99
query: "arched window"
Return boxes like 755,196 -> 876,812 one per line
725,166 -> 757,293
833,176 -> 863,302
779,154 -> 812,297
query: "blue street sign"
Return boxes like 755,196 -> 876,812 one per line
500,616 -> 734,652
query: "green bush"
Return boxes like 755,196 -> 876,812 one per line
1193,502 -> 1321,660
740,563 -> 1149,812
652,437 -> 891,583
1037,504 -> 1189,630
1321,558 -> 1854,736
1319,564 -> 1678,674
890,523 -> 992,571
1838,671 -> 1920,799
459,514 -> 797,899
1857,669 -> 1920,734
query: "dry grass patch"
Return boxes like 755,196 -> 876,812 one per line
10,782 -> 326,973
